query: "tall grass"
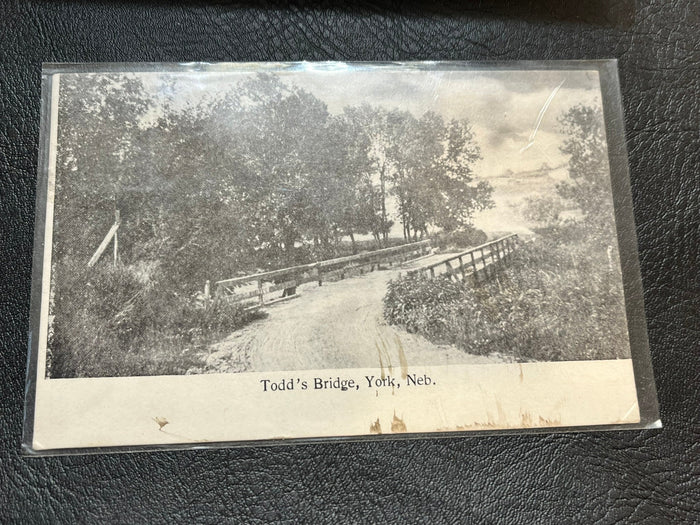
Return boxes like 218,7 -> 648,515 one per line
47,237 -> 422,378
384,225 -> 631,361
48,262 -> 265,378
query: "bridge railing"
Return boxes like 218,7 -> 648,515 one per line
407,234 -> 519,282
212,240 -> 431,307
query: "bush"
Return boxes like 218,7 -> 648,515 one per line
433,227 -> 487,252
384,275 -> 465,338
48,262 -> 265,378
383,227 -> 631,362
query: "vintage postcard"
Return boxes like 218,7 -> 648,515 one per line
24,61 -> 659,454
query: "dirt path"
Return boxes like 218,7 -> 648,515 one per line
197,253 -> 504,374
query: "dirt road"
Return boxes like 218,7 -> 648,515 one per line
197,253 -> 504,374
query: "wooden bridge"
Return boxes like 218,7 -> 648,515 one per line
201,234 -> 520,373
407,234 -> 519,283
211,240 -> 431,307
208,234 -> 519,308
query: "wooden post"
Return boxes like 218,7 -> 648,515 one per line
458,256 -> 466,280
258,279 -> 264,306
113,230 -> 118,267
317,264 -> 323,286
113,210 -> 120,266
479,248 -> 487,278
87,215 -> 121,268
429,266 -> 435,278
469,252 -> 476,280
445,261 -> 454,280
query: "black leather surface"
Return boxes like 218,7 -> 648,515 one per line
2,1 -> 699,522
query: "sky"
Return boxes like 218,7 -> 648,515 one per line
73,66 -> 609,235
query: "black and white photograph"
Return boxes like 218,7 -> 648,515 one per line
44,64 -> 632,379
24,62 -> 653,451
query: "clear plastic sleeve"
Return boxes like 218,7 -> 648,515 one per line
23,60 -> 660,456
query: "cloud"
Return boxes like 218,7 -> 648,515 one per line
487,121 -> 529,148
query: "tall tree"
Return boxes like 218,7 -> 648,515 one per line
431,117 -> 493,232
387,112 -> 492,239
212,74 -> 334,258
342,104 -> 406,245
54,74 -> 154,264
556,105 -> 612,225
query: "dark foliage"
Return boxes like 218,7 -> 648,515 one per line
48,263 -> 265,378
432,226 -> 488,252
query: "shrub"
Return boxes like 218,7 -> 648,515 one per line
384,275 -> 465,338
383,227 -> 631,362
48,262 -> 265,378
433,227 -> 487,252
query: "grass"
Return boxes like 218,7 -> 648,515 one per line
46,236 -> 421,378
47,262 -> 266,378
383,224 -> 632,362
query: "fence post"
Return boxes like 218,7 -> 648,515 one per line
445,261 -> 454,280
429,266 -> 435,278
316,263 -> 323,286
479,248 -> 487,278
113,210 -> 119,267
469,251 -> 478,282
458,256 -> 466,280
257,279 -> 264,306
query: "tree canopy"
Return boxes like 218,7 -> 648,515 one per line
54,73 -> 493,289
556,104 -> 613,226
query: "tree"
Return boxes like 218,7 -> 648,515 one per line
342,104 -> 406,245
54,74 -> 154,265
207,74 -> 335,258
387,112 -> 493,240
556,105 -> 612,225
314,114 -> 376,252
